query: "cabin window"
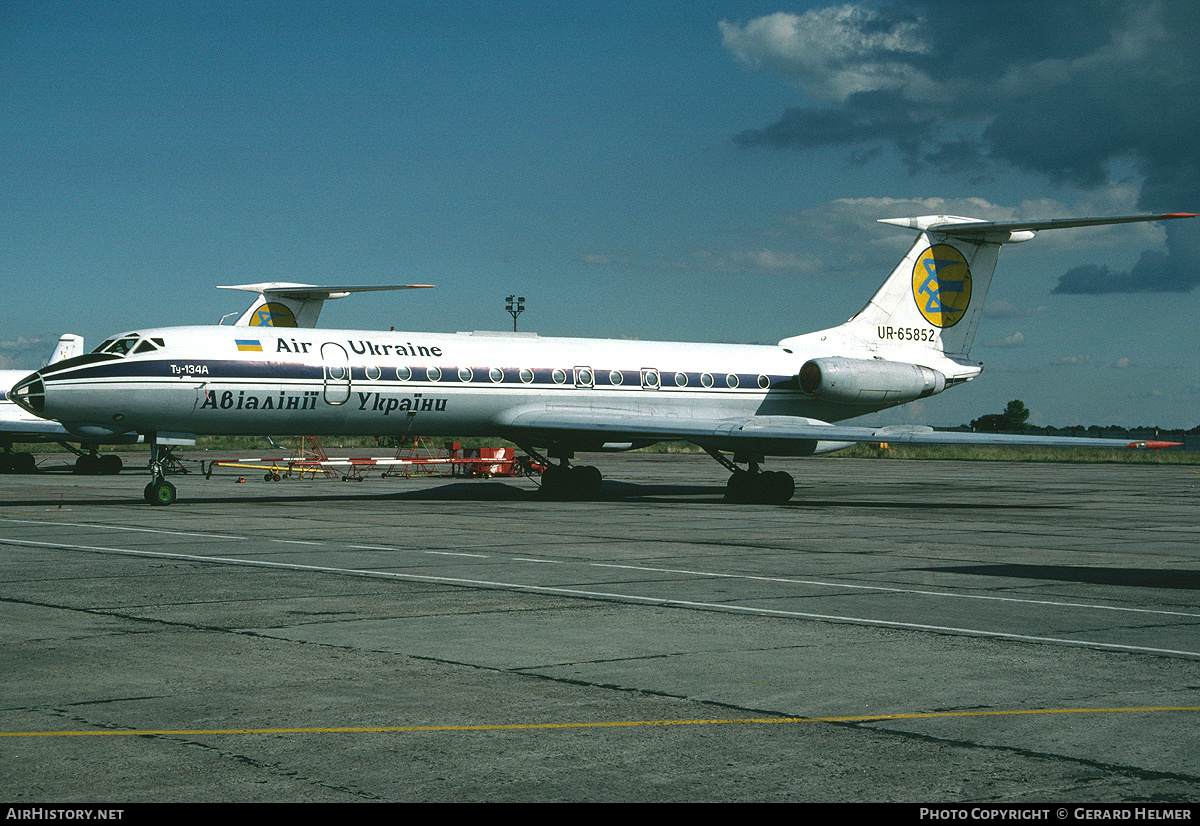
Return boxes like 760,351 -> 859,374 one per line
396,366 -> 412,381
700,373 -> 714,388
458,367 -> 473,382
609,370 -> 623,386
365,365 -> 382,381
552,369 -> 567,384
519,368 -> 535,384
726,374 -> 739,388
674,372 -> 688,387
490,368 -> 504,383
757,374 -> 770,389
642,370 -> 659,388
426,366 -> 442,382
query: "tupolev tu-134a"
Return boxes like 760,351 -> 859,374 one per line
9,211 -> 1196,505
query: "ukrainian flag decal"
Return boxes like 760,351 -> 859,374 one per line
236,339 -> 263,352
912,245 -> 972,328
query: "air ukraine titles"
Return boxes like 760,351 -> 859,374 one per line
200,390 -> 447,415
274,337 -> 444,358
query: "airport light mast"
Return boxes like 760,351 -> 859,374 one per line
506,294 -> 525,332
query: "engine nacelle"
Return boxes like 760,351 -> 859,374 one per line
798,357 -> 946,405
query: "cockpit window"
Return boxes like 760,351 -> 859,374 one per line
103,336 -> 139,356
92,335 -> 159,357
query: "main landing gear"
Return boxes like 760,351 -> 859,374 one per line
540,461 -> 603,500
142,433 -> 176,506
521,444 -> 604,500
73,451 -> 123,475
706,448 -> 795,505
0,449 -> 36,474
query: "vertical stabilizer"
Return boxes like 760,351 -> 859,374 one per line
841,219 -> 1006,359
806,212 -> 1195,361
49,334 -> 84,364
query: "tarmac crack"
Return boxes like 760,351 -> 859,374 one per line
31,706 -> 385,801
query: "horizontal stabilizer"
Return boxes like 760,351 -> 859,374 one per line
879,212 -> 1196,241
218,282 -> 435,328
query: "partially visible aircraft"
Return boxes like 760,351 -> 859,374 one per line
1,335 -> 73,470
9,211 -> 1195,503
0,334 -> 197,474
0,335 -> 131,472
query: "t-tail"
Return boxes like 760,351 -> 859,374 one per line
782,212 -> 1195,411
819,212 -> 1197,360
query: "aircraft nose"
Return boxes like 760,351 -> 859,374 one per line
9,372 -> 47,417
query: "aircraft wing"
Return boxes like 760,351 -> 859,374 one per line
496,409 -> 1165,453
0,418 -> 79,439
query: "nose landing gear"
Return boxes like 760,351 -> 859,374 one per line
142,433 -> 177,505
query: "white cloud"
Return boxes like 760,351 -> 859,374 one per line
987,331 -> 1026,348
720,7 -> 930,102
1050,355 -> 1091,366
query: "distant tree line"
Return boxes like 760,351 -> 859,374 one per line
966,400 -> 1200,444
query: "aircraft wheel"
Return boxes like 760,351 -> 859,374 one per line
763,471 -> 795,504
725,469 -> 755,503
264,472 -> 275,482
99,454 -> 122,475
540,464 -> 568,498
571,465 -> 603,499
74,455 -> 100,475
145,480 -> 177,506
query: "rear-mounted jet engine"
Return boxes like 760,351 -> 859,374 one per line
799,357 -> 946,405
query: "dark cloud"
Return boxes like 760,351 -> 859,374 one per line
735,90 -> 927,149
1052,223 -> 1200,293
734,89 -> 988,175
726,0 -> 1200,293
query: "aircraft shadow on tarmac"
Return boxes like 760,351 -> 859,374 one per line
928,564 -> 1200,590
9,476 -> 1067,509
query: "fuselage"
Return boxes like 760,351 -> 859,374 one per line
9,324 -> 952,447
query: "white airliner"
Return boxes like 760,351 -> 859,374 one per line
9,211 -> 1195,504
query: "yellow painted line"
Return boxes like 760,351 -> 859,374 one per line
4,706 -> 1198,738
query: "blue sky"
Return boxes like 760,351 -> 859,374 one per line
2,1 -> 1198,428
